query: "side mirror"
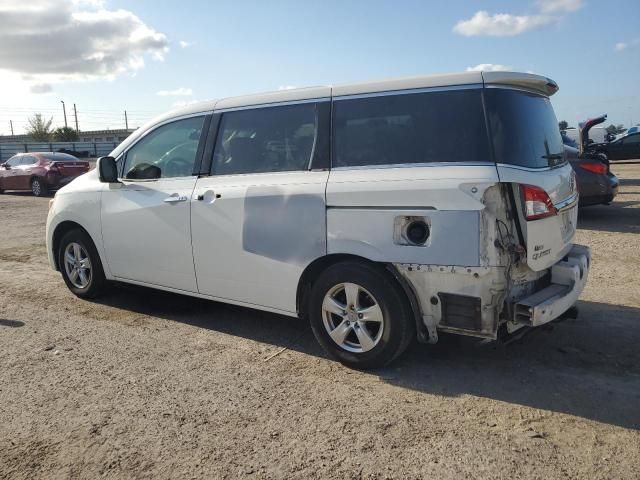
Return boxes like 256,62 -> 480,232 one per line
1,163 -> 9,170
97,156 -> 119,183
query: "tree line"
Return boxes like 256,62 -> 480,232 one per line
25,113 -> 79,142
558,120 -> 628,135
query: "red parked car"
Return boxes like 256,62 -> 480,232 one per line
0,152 -> 90,196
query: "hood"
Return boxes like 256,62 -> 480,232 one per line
578,114 -> 606,155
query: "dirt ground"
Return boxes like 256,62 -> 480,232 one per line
0,163 -> 639,480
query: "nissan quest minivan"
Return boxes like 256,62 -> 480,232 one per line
46,71 -> 590,369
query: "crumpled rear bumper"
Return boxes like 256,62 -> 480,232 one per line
513,244 -> 590,326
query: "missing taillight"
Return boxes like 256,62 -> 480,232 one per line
520,184 -> 557,221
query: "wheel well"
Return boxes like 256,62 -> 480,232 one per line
296,254 -> 426,340
51,221 -> 93,271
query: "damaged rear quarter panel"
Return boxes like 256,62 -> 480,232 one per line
325,165 -> 509,338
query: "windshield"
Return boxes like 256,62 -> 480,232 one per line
485,88 -> 565,168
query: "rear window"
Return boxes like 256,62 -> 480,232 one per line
332,89 -> 490,167
485,88 -> 565,168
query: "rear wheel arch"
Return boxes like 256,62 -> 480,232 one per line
296,254 -> 424,339
306,258 -> 417,368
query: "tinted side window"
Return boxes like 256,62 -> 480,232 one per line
485,88 -> 564,168
212,103 -> 317,175
6,156 -> 21,167
20,156 -> 36,165
621,134 -> 640,144
332,89 -> 490,168
124,116 -> 204,179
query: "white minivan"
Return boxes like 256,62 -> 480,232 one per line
46,71 -> 590,368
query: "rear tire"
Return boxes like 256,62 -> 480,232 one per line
31,178 -> 47,197
57,229 -> 107,299
308,261 -> 415,369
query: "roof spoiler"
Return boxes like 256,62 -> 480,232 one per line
578,114 -> 607,156
481,71 -> 559,97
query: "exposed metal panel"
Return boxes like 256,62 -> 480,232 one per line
327,208 -> 480,266
242,186 -> 326,265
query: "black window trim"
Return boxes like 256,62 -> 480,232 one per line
120,112 -> 211,182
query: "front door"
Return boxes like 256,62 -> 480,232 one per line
191,102 -> 329,313
0,155 -> 24,190
15,155 -> 37,190
101,115 -> 207,292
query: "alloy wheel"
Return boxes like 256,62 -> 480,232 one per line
321,282 -> 384,353
32,180 -> 41,196
63,242 -> 92,289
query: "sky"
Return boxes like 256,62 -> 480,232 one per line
0,0 -> 638,135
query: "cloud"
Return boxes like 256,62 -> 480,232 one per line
157,87 -> 193,96
29,83 -> 53,94
453,11 -> 555,37
179,40 -> 193,48
0,0 -> 168,84
536,0 -> 584,13
615,38 -> 640,52
466,63 -> 513,72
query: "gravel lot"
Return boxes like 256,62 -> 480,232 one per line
1,163 -> 639,479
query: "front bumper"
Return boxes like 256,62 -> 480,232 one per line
513,244 -> 590,326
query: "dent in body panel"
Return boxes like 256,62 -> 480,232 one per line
242,186 -> 326,265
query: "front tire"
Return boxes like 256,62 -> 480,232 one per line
57,229 -> 107,299
31,178 -> 47,197
308,261 -> 415,369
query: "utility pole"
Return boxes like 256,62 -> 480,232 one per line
61,100 -> 68,128
124,110 -> 129,130
73,103 -> 79,133
9,120 -> 14,136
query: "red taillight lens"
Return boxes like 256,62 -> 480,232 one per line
47,161 -> 60,173
520,184 -> 557,221
578,162 -> 607,175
